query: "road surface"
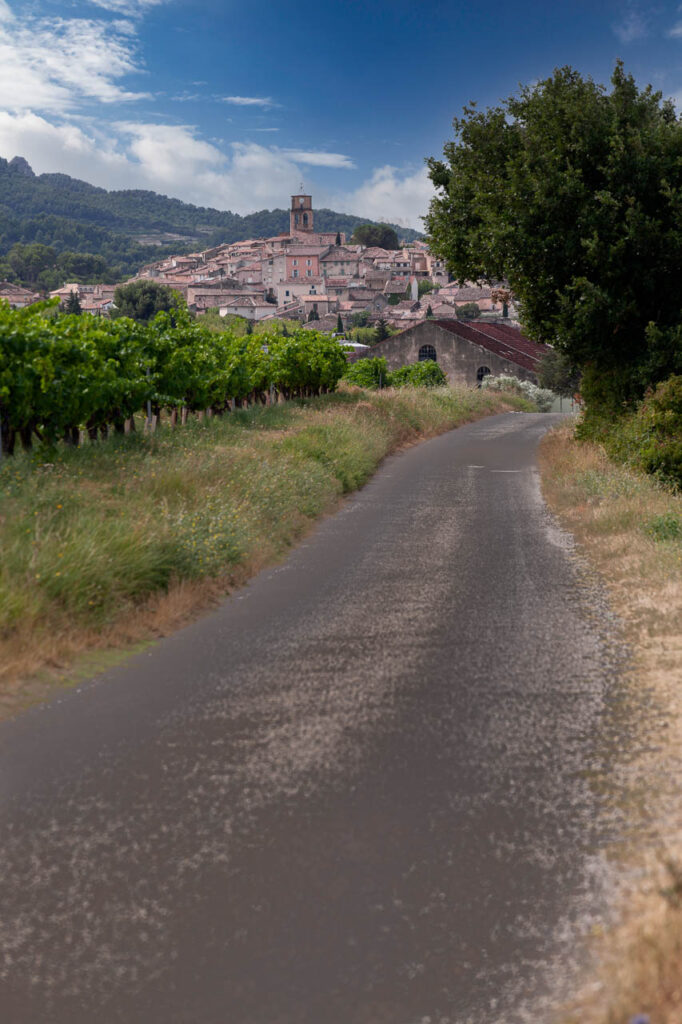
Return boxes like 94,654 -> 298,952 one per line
0,413 -> 635,1023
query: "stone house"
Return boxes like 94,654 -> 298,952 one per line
373,320 -> 550,386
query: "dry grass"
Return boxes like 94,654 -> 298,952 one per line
0,385 -> 528,719
540,423 -> 682,1024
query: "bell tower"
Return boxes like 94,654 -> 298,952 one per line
290,193 -> 314,236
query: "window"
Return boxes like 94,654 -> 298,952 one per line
306,270 -> 312,277
303,213 -> 309,226
418,345 -> 437,362
306,259 -> 312,266
293,270 -> 298,278
292,259 -> 298,266
476,366 -> 491,385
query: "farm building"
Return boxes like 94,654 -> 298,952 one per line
373,320 -> 550,385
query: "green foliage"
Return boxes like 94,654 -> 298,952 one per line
336,314 -> 343,334
113,280 -> 183,322
418,279 -> 437,297
455,302 -> 481,319
390,361 -> 448,389
602,375 -> 682,489
307,308 -> 320,322
64,291 -> 82,315
374,317 -> 390,343
426,304 -> 434,319
349,327 -> 378,346
426,61 -> 682,416
342,357 -> 389,390
538,348 -> 581,397
645,512 -> 682,542
350,224 -> 400,249
350,310 -> 370,328
0,301 -> 349,455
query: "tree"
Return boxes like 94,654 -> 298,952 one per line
351,310 -> 370,328
308,308 -> 320,322
426,304 -> 434,319
538,349 -> 581,397
245,318 -> 253,334
418,279 -> 436,297
336,314 -> 344,334
113,280 -> 183,322
335,232 -> 342,246
350,224 -> 400,249
64,290 -> 82,315
374,317 -> 390,343
456,302 -> 481,319
425,62 -> 682,422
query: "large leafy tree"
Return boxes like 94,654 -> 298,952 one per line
350,224 -> 400,249
425,63 -> 682,418
113,280 -> 183,322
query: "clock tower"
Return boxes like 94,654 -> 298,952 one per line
290,193 -> 314,236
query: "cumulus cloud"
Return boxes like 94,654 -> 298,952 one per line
668,20 -> 682,38
330,164 -> 434,230
0,10 -> 148,112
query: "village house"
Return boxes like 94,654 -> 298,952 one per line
374,320 -> 549,386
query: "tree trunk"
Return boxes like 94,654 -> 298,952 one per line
19,425 -> 33,451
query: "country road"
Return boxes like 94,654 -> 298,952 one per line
0,412 -> 639,1024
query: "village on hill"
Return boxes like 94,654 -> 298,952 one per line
0,192 -> 518,332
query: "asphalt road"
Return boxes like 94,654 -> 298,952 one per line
0,412 -> 635,1024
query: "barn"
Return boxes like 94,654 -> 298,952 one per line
373,320 -> 550,386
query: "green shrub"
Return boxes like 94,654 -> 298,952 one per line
644,512 -> 682,542
390,362 -> 448,388
342,357 -> 389,390
603,375 -> 682,489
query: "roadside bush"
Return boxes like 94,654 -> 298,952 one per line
390,362 -> 448,389
342,357 -> 389,390
604,375 -> 682,490
482,373 -> 554,411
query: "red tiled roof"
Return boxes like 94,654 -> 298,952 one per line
375,320 -> 549,373
431,320 -> 549,371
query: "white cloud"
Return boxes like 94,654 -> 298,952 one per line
330,165 -> 433,230
86,0 -> 168,15
613,5 -> 647,43
282,150 -> 356,169
668,20 -> 682,37
0,11 -> 148,112
222,96 -> 275,107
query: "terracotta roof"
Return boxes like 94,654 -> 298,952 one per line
431,320 -> 549,371
374,320 -> 548,373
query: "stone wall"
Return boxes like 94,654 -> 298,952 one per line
375,322 -> 538,386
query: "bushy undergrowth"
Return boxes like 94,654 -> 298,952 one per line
580,375 -> 682,491
0,386 -> 530,682
481,373 -> 555,411
342,357 -> 447,391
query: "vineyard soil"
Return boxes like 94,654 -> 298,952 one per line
0,386 -> 530,719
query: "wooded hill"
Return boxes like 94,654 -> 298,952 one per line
0,155 -> 421,285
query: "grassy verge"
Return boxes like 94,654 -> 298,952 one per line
539,422 -> 682,1024
0,385 -> 530,719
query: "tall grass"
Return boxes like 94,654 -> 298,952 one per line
0,385 -> 530,709
541,424 -> 682,1024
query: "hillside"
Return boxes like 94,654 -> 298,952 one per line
0,155 -> 422,284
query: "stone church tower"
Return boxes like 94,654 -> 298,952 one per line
290,194 -> 314,235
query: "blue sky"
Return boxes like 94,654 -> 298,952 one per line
2,0 -> 682,228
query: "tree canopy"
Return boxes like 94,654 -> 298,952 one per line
113,280 -> 183,322
350,224 -> 400,249
425,62 -> 682,417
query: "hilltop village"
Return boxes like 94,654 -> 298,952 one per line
2,193 -> 517,331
